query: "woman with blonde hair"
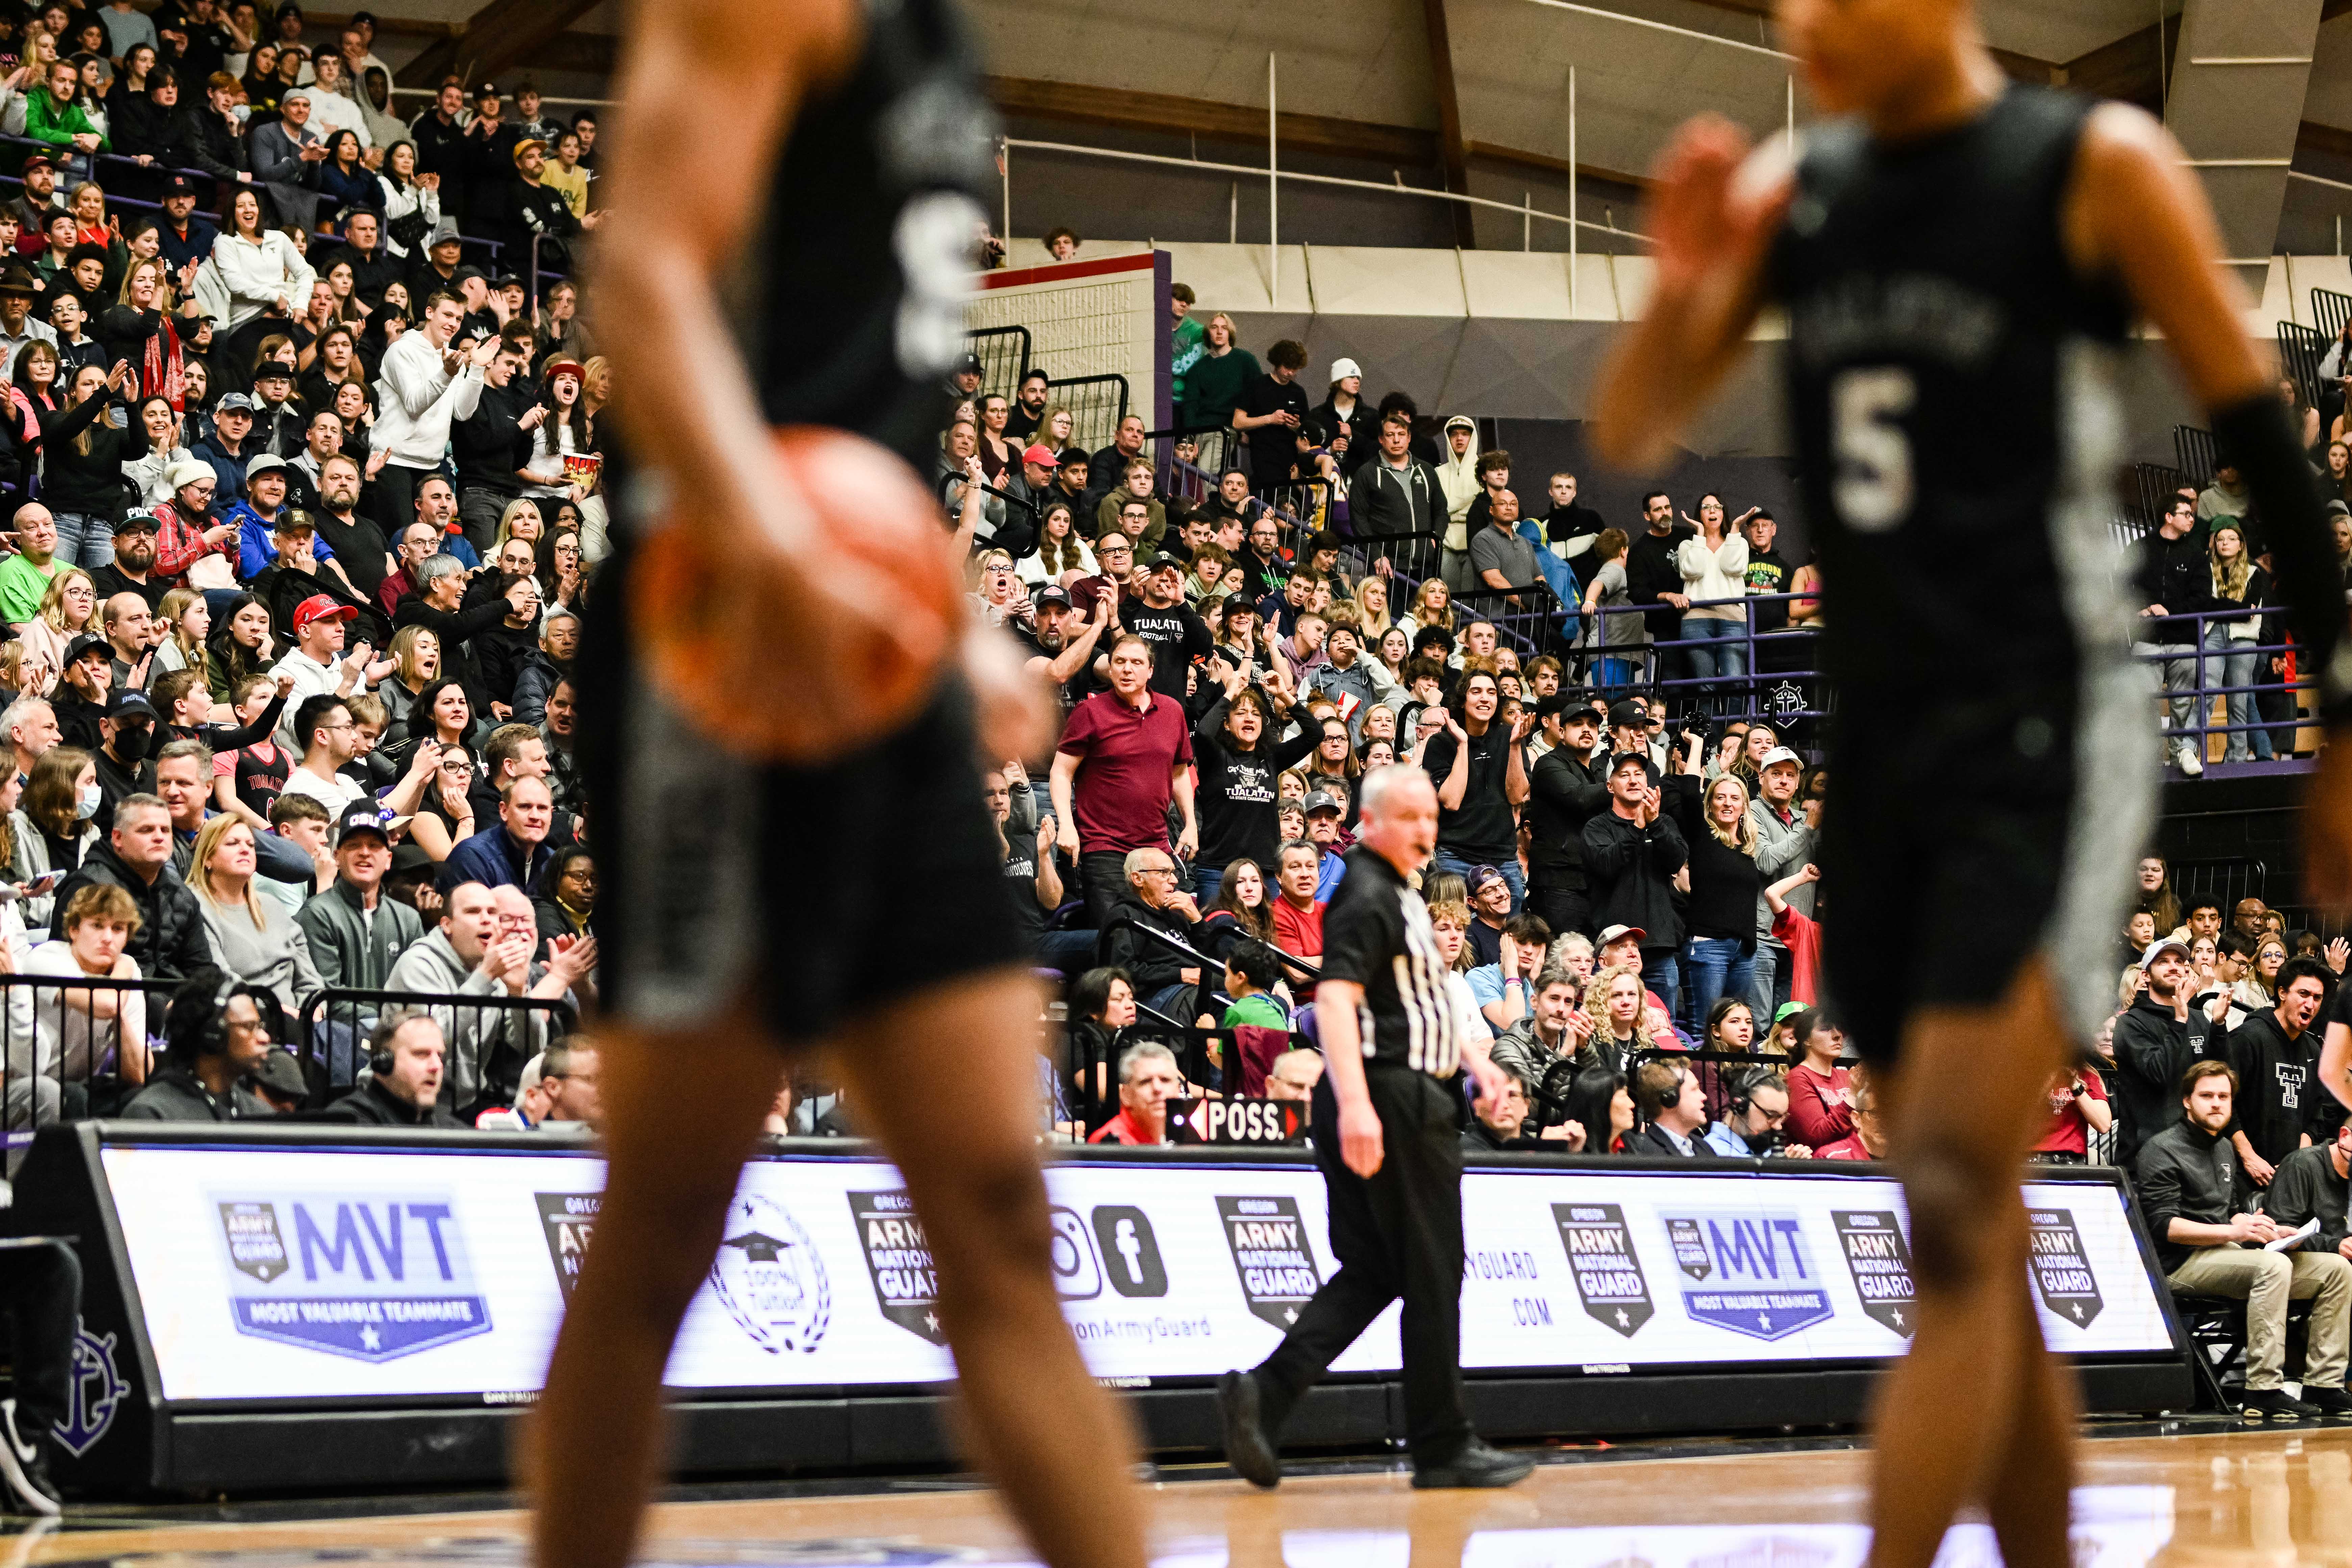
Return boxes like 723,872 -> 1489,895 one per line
188,814 -> 326,1024
494,497 -> 546,555
1398,575 -> 1456,640
11,568 -> 98,682
1352,575 -> 1394,641
1679,771 -> 1760,1029
377,624 -> 440,734
1583,964 -> 1651,1076
151,587 -> 222,696
2205,521 -> 2273,764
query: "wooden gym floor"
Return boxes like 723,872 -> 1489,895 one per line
4,1423 -> 2349,1568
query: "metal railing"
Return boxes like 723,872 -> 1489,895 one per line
2175,425 -> 2217,490
293,987 -> 577,1112
2316,286 -> 2352,346
965,325 -> 1030,403
1043,371 -> 1129,455
0,973 -> 182,1140
2280,321 -> 2327,409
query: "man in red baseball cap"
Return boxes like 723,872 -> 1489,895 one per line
271,592 -> 369,750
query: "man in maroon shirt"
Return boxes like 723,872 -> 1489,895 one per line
1050,633 -> 1199,928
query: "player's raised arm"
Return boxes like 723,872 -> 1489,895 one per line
596,0 -> 855,552
1592,117 -> 1793,472
2069,103 -> 2352,905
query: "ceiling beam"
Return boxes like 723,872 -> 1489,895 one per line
1421,0 -> 1480,247
986,75 -> 1440,165
395,0 -> 607,88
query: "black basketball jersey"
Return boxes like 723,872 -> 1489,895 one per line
746,0 -> 998,474
1767,86 -> 2134,702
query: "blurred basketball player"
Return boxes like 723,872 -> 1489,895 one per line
1598,1 -> 2349,1564
525,5 -> 1146,1568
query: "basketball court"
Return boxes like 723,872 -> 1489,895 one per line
0,1423 -> 2342,1568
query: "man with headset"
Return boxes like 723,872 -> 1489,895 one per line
1703,1067 -> 1813,1159
323,1010 -> 466,1126
120,968 -> 282,1120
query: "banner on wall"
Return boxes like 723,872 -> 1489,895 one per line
93,1145 -> 2179,1406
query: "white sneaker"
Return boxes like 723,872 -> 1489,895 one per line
0,1401 -> 58,1517
2176,743 -> 2204,777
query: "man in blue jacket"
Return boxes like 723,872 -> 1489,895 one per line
440,773 -> 555,893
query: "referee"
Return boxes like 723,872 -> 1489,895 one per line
1218,764 -> 1533,1490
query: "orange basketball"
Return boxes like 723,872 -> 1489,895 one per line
630,425 -> 962,762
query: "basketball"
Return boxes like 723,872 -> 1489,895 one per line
630,424 -> 962,761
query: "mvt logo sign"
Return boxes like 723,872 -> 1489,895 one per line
1661,1210 -> 1832,1341
210,1192 -> 491,1361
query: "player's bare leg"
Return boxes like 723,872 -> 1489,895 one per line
524,1008 -> 785,1568
831,968 -> 1149,1568
1865,960 -> 2076,1568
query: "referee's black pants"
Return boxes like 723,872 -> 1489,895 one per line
1252,1062 -> 1473,1465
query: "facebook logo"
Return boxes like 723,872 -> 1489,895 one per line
1091,1205 -> 1168,1298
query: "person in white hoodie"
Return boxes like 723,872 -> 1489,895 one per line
197,186 -> 316,371
1674,494 -> 1752,719
1433,413 -> 1481,594
372,293 -> 495,527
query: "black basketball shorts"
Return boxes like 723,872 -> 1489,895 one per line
1815,660 -> 2156,1068
577,539 -> 1026,1043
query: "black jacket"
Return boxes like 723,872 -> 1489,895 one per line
1626,522 -> 1697,639
174,104 -> 249,183
2133,1117 -> 2245,1273
1627,1123 -> 1706,1158
2130,525 -> 2220,632
321,1075 -> 466,1126
2110,995 -> 2198,1167
1345,457 -> 1445,542
1525,745 -> 1609,890
451,380 -> 534,496
120,1064 -> 269,1120
2263,1142 -> 2351,1258
1101,891 -> 1204,1000
1581,809 -> 1687,951
49,841 -> 216,981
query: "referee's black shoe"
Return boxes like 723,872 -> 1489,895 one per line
1412,1439 -> 1534,1489
1217,1369 -> 1281,1489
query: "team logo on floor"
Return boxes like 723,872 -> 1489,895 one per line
1662,1211 -> 1832,1341
536,1193 -> 600,1302
849,1190 -> 945,1344
1217,1195 -> 1322,1329
1830,1211 -> 1917,1337
209,1192 -> 493,1361
1551,1202 -> 1654,1336
2027,1209 -> 2104,1327
711,1194 -> 832,1354
55,1316 -> 128,1456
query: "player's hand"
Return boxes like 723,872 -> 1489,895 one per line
1642,113 -> 1792,302
961,619 -> 1054,766
1337,1093 -> 1384,1177
1466,1053 -> 1513,1116
2303,739 -> 2352,913
2230,1212 -> 2279,1244
2245,1151 -> 2276,1187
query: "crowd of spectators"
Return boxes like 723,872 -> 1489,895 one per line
0,0 -> 625,1135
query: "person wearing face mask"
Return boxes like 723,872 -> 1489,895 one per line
90,689 -> 161,831
46,790 -> 216,979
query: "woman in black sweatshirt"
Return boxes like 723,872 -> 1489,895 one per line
1676,770 -> 1760,1036
37,360 -> 136,570
1190,660 -> 1318,906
